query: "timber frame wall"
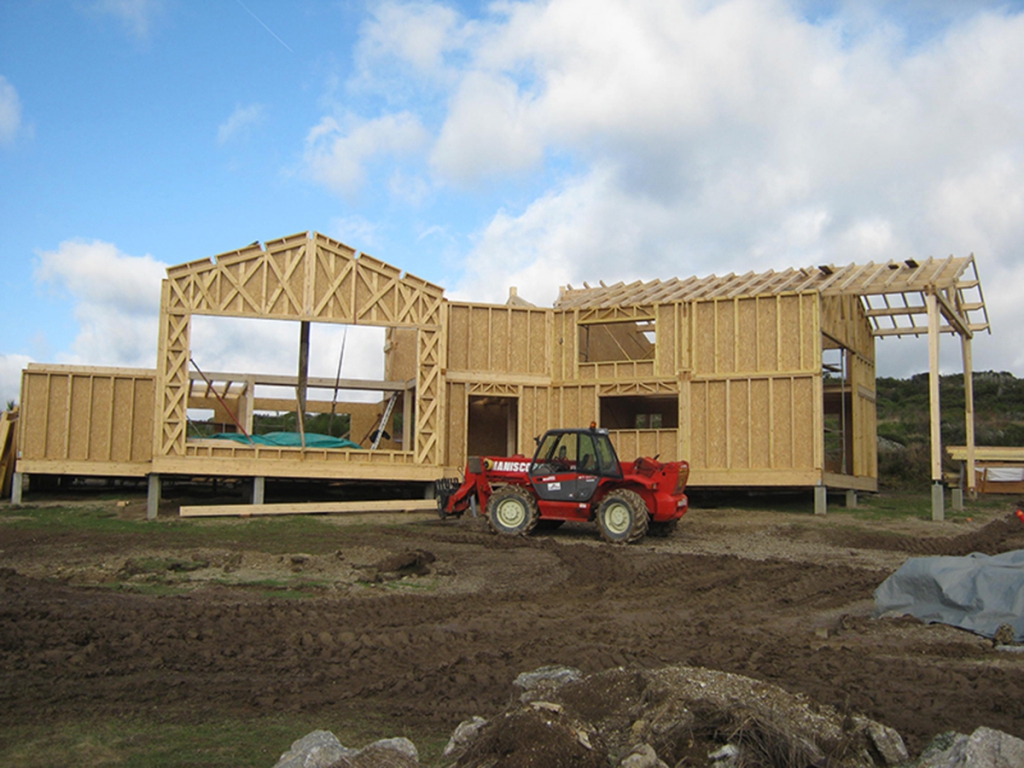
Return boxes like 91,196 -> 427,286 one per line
15,232 -> 990,507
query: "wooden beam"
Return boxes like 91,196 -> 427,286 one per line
935,289 -> 972,338
179,498 -> 438,517
926,292 -> 944,520
297,321 -> 310,448
188,370 -> 413,391
962,335 -> 976,498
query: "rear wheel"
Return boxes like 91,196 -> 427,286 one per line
596,489 -> 649,543
486,486 -> 540,536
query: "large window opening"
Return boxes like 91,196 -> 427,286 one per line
467,396 -> 518,458
578,320 -> 655,363
600,395 -> 679,430
185,316 -> 413,450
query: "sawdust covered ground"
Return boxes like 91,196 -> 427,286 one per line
2,495 -> 1024,758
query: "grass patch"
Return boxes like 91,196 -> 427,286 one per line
0,712 -> 450,767
0,504 -> 348,555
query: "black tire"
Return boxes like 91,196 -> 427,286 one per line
486,486 -> 540,536
596,489 -> 649,543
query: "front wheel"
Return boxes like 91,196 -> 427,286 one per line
486,486 -> 540,536
596,490 -> 649,543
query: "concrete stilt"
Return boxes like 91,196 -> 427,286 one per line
845,489 -> 857,509
147,474 -> 161,520
951,487 -> 963,512
11,472 -> 23,505
253,476 -> 265,506
814,485 -> 827,516
931,481 -> 945,522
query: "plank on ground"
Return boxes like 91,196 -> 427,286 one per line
179,498 -> 438,517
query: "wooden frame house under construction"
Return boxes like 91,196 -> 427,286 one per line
13,231 -> 989,518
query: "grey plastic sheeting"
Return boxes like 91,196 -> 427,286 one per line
873,549 -> 1024,641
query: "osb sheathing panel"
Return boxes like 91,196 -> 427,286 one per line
447,303 -> 550,375
609,430 -> 679,463
446,382 -> 468,468
385,328 -> 418,382
821,294 -> 874,360
692,294 -> 818,375
553,385 -> 597,429
689,376 -> 815,471
657,304 -> 679,376
21,368 -> 154,465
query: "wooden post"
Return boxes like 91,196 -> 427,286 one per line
147,474 -> 161,520
926,292 -> 944,521
961,335 -> 977,500
244,375 -> 255,435
403,387 -> 412,449
297,321 -> 310,448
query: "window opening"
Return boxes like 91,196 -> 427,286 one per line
579,320 -> 656,363
600,396 -> 678,430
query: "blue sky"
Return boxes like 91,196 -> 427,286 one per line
2,0 -> 1024,405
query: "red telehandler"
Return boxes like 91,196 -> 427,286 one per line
435,426 -> 690,543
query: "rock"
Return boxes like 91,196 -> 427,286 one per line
852,715 -> 909,765
708,743 -> 740,767
443,717 -> 488,759
513,664 -> 584,691
618,742 -> 669,768
993,623 -> 1016,646
349,737 -> 419,767
273,732 -> 420,768
273,730 -> 354,768
916,727 -> 1024,768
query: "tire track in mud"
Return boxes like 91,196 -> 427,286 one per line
3,523 -> 1024,756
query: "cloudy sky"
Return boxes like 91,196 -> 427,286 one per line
2,0 -> 1023,406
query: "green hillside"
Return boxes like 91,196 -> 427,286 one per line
875,370 -> 1024,485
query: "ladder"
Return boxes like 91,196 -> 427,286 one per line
370,393 -> 399,450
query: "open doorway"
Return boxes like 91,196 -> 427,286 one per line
822,343 -> 853,475
467,396 -> 519,458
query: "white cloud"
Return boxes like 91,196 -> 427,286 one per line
217,103 -> 265,145
90,0 -> 164,38
304,112 -> 428,197
315,0 -> 1024,376
34,240 -> 167,368
354,0 -> 470,88
0,354 -> 32,408
0,76 -> 22,144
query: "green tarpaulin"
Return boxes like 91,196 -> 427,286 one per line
209,432 -> 363,450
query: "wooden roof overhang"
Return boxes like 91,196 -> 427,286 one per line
555,255 -> 989,340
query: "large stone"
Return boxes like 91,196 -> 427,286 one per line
917,727 -> 1024,768
852,715 -> 909,765
618,743 -> 669,768
513,665 -> 584,691
348,737 -> 419,767
273,730 -> 354,768
443,716 -> 488,759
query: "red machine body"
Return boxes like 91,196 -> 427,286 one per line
436,427 -> 690,543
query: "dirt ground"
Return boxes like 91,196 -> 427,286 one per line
3,494 -> 1024,761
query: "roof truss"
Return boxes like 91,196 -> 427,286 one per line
556,256 -> 989,339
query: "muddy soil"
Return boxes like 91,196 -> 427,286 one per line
3,499 -> 1024,759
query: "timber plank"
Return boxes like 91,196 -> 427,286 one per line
180,498 -> 438,517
